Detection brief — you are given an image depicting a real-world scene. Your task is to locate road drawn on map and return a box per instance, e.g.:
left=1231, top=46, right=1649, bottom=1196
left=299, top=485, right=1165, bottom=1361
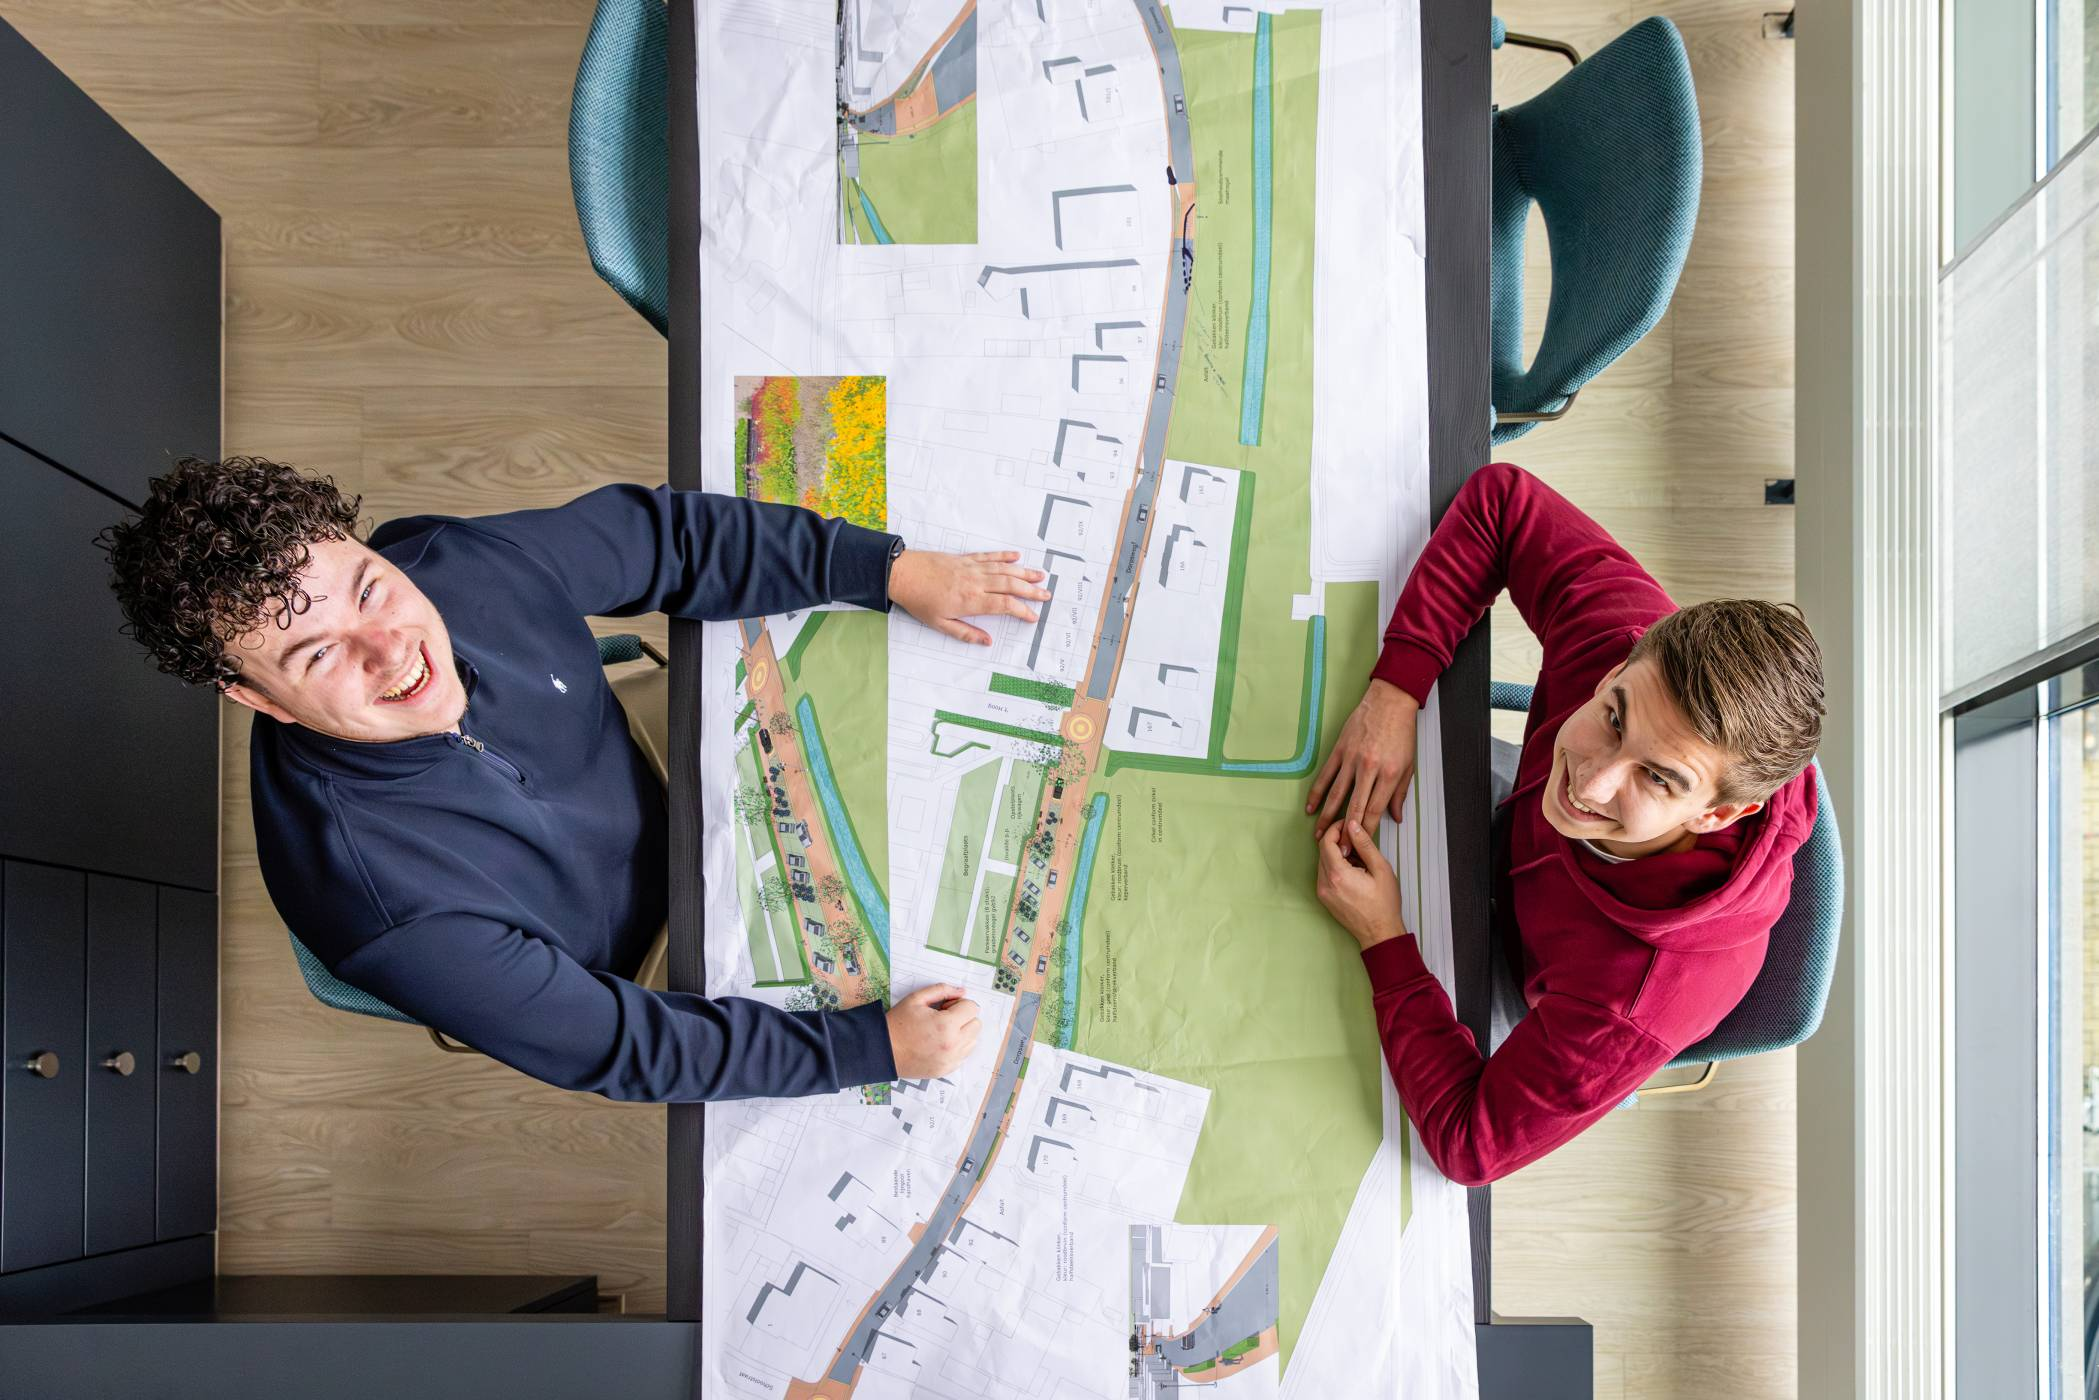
left=783, top=4, right=1197, bottom=1396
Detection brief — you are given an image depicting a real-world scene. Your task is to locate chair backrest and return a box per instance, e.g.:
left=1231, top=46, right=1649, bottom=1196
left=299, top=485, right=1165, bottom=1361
left=288, top=931, right=419, bottom=1025
left=1490, top=17, right=1700, bottom=440
left=285, top=634, right=654, bottom=1027
left=1676, top=759, right=1843, bottom=1067
left=1487, top=681, right=1845, bottom=1067
left=569, top=0, right=670, bottom=335
left=597, top=631, right=645, bottom=666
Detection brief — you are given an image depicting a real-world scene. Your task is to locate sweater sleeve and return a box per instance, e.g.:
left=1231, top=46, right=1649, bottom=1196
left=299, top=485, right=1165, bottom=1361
left=1358, top=935, right=1672, bottom=1186
left=333, top=913, right=897, bottom=1102
left=1371, top=462, right=1677, bottom=706
left=451, top=482, right=901, bottom=622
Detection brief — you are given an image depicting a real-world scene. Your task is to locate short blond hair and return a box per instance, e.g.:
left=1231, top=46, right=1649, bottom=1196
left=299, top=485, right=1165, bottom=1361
left=1625, top=600, right=1825, bottom=804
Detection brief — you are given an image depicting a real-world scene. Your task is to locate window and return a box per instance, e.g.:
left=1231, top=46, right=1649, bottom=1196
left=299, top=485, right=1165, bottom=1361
left=1939, top=123, right=2099, bottom=700
left=1949, top=0, right=2038, bottom=253
left=1953, top=688, right=2044, bottom=1398
left=2049, top=663, right=2099, bottom=1397
left=1948, top=0, right=2099, bottom=257
left=2048, top=0, right=2099, bottom=173
left=1953, top=656, right=2099, bottom=1399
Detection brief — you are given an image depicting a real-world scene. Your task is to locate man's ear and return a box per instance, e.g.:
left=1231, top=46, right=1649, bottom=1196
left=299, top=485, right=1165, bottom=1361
left=224, top=681, right=297, bottom=726
left=1685, top=798, right=1763, bottom=835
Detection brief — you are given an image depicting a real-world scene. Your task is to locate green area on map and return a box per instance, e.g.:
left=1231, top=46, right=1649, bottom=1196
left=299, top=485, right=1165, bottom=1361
left=1062, top=13, right=1404, bottom=1372
left=847, top=100, right=979, bottom=245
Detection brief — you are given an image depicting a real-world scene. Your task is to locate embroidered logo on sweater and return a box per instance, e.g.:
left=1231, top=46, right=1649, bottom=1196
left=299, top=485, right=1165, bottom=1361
left=550, top=674, right=568, bottom=694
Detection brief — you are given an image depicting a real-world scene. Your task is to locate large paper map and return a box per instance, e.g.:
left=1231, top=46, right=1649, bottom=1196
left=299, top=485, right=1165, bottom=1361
left=695, top=2, right=1476, bottom=1395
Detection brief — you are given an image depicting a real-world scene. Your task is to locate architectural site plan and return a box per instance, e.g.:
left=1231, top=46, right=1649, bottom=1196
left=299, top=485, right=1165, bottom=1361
left=696, top=1, right=1477, bottom=1394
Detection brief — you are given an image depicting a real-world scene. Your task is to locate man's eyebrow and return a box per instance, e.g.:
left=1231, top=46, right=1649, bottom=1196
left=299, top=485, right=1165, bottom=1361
left=281, top=557, right=369, bottom=669
left=1615, top=684, right=1695, bottom=792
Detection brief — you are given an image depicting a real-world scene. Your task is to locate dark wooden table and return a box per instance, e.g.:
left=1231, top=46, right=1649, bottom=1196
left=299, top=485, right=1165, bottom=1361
left=666, top=4, right=1587, bottom=1392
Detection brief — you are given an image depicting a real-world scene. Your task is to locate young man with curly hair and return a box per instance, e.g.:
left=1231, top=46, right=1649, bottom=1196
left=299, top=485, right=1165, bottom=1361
left=1308, top=462, right=1825, bottom=1186
left=101, top=459, right=1052, bottom=1101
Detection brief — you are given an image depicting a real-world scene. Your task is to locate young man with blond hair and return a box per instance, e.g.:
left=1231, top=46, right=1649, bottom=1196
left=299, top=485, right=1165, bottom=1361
left=1309, top=462, right=1824, bottom=1185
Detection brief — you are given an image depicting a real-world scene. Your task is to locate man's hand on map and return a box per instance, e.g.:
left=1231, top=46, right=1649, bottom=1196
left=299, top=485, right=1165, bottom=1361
left=886, top=983, right=983, bottom=1079
left=1314, top=819, right=1407, bottom=952
left=889, top=549, right=1054, bottom=646
left=1307, top=679, right=1419, bottom=841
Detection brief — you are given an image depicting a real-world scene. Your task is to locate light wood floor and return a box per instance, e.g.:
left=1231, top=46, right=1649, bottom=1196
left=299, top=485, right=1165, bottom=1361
left=10, top=0, right=1797, bottom=1383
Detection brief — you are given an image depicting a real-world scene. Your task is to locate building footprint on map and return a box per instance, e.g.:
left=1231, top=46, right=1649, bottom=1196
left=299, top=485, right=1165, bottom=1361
left=710, top=1041, right=1210, bottom=1399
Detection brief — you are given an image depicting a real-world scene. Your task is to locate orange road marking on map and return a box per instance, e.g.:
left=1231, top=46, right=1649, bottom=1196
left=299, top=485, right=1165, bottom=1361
left=739, top=625, right=875, bottom=1006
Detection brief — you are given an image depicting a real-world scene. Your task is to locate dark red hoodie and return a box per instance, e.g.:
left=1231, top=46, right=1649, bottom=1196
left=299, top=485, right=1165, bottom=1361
left=1363, top=462, right=1818, bottom=1186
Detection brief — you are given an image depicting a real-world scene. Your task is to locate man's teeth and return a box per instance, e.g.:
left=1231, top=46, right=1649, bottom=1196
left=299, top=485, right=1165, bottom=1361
left=1568, top=778, right=1601, bottom=816
left=379, top=650, right=428, bottom=701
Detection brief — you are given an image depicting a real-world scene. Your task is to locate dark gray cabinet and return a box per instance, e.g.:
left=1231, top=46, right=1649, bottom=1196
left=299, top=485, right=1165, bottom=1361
left=2, top=866, right=220, bottom=1282
left=157, top=886, right=218, bottom=1242
left=1, top=864, right=88, bottom=1273
left=0, top=19, right=220, bottom=507
left=85, top=876, right=159, bottom=1256
left=0, top=15, right=221, bottom=1317
left=0, top=440, right=220, bottom=893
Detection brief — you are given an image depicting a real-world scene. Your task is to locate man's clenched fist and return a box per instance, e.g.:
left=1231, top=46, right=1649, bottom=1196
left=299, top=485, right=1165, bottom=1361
left=886, top=983, right=982, bottom=1079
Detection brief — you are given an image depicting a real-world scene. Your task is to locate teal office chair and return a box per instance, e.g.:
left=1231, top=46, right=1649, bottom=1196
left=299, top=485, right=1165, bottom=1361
left=1489, top=16, right=1582, bottom=67
left=1489, top=17, right=1701, bottom=443
left=1491, top=681, right=1844, bottom=1095
left=569, top=0, right=670, bottom=336
left=285, top=633, right=670, bottom=1053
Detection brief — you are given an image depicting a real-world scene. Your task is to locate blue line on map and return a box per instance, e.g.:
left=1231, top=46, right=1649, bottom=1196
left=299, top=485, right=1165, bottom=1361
left=795, top=695, right=891, bottom=953
left=1219, top=615, right=1324, bottom=775
left=855, top=185, right=896, bottom=245
left=1238, top=14, right=1274, bottom=448
left=1056, top=793, right=1111, bottom=1050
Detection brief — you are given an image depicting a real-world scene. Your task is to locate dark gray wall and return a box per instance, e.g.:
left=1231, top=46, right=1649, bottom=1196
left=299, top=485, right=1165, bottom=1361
left=0, top=1320, right=697, bottom=1400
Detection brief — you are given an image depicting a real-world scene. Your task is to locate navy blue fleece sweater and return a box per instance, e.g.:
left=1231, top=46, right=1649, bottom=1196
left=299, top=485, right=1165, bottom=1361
left=250, top=484, right=901, bottom=1101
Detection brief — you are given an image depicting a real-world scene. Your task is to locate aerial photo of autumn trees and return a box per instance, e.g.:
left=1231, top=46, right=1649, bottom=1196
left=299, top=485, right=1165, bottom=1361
left=732, top=374, right=886, bottom=530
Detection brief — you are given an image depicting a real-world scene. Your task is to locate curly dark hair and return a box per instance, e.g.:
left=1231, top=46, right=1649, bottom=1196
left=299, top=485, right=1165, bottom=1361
left=97, top=456, right=369, bottom=692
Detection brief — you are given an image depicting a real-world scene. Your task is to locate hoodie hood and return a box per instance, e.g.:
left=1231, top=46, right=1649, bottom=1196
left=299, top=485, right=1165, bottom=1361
left=1505, top=745, right=1819, bottom=955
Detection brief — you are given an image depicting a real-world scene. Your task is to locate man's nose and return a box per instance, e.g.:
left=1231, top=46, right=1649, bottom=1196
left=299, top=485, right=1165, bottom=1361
left=358, top=629, right=410, bottom=674
left=1572, top=760, right=1624, bottom=805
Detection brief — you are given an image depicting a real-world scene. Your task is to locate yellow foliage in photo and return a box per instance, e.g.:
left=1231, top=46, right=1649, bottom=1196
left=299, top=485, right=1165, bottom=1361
left=822, top=375, right=887, bottom=531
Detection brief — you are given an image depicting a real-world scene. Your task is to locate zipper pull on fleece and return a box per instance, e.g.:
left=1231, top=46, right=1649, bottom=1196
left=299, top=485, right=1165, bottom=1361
left=453, top=727, right=526, bottom=784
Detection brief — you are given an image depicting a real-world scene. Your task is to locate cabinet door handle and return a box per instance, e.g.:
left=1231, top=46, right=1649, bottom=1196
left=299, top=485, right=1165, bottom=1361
left=25, top=1052, right=60, bottom=1078
left=102, top=1051, right=136, bottom=1076
left=169, top=1051, right=202, bottom=1074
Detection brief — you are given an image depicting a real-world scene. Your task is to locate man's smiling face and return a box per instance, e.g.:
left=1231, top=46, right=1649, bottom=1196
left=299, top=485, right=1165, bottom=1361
left=1543, top=658, right=1763, bottom=858
left=221, top=535, right=467, bottom=743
